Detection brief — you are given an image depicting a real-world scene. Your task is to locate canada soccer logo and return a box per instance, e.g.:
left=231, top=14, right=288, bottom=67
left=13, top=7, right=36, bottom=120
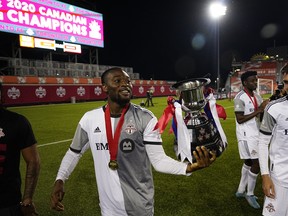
left=56, top=87, right=66, bottom=97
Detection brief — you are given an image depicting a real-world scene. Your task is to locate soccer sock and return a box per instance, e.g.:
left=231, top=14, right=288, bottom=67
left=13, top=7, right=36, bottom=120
left=237, top=163, right=250, bottom=193
left=246, top=170, right=258, bottom=196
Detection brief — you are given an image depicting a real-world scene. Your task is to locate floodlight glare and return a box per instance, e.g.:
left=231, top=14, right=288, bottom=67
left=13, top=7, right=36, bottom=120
left=209, top=2, right=227, bottom=19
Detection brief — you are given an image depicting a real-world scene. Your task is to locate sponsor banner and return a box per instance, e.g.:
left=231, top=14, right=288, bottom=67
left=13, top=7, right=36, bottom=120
left=2, top=84, right=176, bottom=106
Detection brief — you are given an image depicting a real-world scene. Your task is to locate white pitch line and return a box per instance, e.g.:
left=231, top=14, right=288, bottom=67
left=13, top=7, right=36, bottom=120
left=38, top=139, right=72, bottom=147
left=37, top=105, right=235, bottom=147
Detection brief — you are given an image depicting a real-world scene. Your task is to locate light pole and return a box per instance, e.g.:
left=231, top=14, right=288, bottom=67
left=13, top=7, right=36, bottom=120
left=209, top=2, right=227, bottom=93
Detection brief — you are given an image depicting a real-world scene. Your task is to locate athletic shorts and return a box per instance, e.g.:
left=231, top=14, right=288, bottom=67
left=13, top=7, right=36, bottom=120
left=262, top=181, right=288, bottom=216
left=237, top=139, right=258, bottom=159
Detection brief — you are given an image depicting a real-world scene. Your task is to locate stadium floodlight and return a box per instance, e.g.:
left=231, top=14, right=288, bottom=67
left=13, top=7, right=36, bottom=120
left=209, top=2, right=227, bottom=19
left=208, top=2, right=227, bottom=93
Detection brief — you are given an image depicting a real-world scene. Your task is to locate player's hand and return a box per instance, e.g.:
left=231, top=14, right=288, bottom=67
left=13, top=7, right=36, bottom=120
left=186, top=146, right=216, bottom=173
left=50, top=179, right=65, bottom=211
left=259, top=99, right=270, bottom=112
left=20, top=202, right=38, bottom=216
left=262, top=175, right=275, bottom=199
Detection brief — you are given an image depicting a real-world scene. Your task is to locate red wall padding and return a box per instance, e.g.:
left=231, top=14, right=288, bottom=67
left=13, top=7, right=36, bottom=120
left=2, top=84, right=175, bottom=106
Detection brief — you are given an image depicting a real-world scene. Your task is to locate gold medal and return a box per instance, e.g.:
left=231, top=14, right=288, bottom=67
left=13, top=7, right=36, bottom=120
left=108, top=160, right=118, bottom=170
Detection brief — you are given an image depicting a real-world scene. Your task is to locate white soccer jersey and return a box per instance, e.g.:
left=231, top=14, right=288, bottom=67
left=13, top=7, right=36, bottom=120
left=62, top=103, right=188, bottom=216
left=259, top=97, right=288, bottom=188
left=234, top=90, right=263, bottom=141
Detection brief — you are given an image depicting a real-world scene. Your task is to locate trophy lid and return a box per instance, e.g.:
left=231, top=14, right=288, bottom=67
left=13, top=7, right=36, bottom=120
left=171, top=78, right=211, bottom=91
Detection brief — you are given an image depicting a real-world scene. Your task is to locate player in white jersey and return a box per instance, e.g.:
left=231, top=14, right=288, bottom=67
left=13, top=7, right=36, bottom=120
left=234, top=71, right=269, bottom=209
left=50, top=67, right=216, bottom=216
left=259, top=68, right=288, bottom=216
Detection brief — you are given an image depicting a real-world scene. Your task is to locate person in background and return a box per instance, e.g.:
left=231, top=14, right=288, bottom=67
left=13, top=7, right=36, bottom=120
left=50, top=67, right=216, bottom=216
left=258, top=66, right=288, bottom=216
left=0, top=83, right=40, bottom=216
left=234, top=71, right=269, bottom=209
left=270, top=64, right=288, bottom=101
left=144, top=88, right=154, bottom=107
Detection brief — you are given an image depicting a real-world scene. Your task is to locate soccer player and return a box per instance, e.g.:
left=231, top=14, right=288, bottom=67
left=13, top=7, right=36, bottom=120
left=258, top=67, right=288, bottom=216
left=0, top=83, right=40, bottom=216
left=234, top=71, right=269, bottom=209
left=50, top=67, right=216, bottom=215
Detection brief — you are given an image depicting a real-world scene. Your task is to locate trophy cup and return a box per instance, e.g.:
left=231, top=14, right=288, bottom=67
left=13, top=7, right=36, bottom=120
left=171, top=78, right=226, bottom=162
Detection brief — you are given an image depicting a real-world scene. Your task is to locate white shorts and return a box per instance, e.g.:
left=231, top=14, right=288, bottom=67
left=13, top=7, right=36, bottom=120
left=262, top=181, right=288, bottom=216
left=237, top=140, right=258, bottom=159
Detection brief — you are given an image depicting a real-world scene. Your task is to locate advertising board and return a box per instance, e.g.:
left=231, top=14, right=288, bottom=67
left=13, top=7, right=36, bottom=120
left=0, top=0, right=104, bottom=47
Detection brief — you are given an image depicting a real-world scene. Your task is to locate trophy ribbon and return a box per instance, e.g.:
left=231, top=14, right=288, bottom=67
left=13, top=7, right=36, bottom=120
left=174, top=102, right=192, bottom=163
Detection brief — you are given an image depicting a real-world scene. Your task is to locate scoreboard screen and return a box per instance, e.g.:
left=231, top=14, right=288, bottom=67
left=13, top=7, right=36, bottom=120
left=0, top=0, right=104, bottom=47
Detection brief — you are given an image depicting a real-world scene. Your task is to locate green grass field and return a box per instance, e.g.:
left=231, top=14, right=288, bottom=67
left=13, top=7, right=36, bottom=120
left=10, top=97, right=266, bottom=216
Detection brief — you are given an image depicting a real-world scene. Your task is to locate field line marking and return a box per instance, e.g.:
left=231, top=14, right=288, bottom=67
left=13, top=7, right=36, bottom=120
left=38, top=139, right=72, bottom=147
left=37, top=104, right=234, bottom=148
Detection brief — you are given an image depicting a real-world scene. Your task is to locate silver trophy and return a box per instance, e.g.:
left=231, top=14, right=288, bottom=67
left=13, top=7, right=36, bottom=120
left=171, top=78, right=226, bottom=162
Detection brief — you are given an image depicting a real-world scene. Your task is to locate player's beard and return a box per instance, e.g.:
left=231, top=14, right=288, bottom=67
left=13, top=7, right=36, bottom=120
left=109, top=92, right=131, bottom=106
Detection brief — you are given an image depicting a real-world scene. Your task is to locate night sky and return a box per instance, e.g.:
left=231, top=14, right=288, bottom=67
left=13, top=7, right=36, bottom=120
left=1, top=0, right=288, bottom=85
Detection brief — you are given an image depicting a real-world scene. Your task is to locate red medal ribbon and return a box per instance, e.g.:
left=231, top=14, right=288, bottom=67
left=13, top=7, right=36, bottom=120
left=105, top=103, right=129, bottom=161
left=154, top=96, right=175, bottom=133
left=244, top=88, right=258, bottom=110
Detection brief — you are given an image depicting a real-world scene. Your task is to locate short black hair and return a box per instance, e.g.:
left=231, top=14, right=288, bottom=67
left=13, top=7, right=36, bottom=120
left=241, top=71, right=257, bottom=84
left=101, top=67, right=123, bottom=85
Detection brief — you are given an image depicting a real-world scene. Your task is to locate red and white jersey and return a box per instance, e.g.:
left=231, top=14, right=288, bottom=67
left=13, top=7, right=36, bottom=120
left=259, top=97, right=288, bottom=187
left=234, top=90, right=263, bottom=141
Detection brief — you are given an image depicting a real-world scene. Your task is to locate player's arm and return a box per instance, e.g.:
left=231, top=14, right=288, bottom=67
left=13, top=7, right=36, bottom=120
left=259, top=110, right=275, bottom=198
left=234, top=98, right=268, bottom=124
left=51, top=124, right=90, bottom=211
left=21, top=144, right=40, bottom=216
left=146, top=144, right=216, bottom=174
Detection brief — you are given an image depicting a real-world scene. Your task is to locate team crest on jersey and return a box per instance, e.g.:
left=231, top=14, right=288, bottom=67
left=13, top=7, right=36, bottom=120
left=0, top=128, right=5, bottom=138
left=265, top=203, right=275, bottom=213
left=120, top=138, right=135, bottom=153
left=251, top=149, right=257, bottom=156
left=124, top=121, right=137, bottom=135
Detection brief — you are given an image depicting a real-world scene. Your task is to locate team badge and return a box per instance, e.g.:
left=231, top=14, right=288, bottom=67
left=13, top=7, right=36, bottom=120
left=124, top=121, right=137, bottom=135
left=265, top=203, right=275, bottom=213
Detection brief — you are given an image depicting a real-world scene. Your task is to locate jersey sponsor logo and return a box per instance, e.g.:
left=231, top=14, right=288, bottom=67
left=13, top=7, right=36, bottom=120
left=120, top=138, right=135, bottom=153
left=95, top=142, right=108, bottom=150
left=94, top=127, right=101, bottom=133
left=0, top=128, right=5, bottom=138
left=124, top=121, right=137, bottom=135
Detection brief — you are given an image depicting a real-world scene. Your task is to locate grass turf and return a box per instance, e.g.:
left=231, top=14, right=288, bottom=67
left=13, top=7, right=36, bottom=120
left=10, top=97, right=265, bottom=216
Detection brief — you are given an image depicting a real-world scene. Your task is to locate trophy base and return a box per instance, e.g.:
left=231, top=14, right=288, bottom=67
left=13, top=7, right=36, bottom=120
left=174, top=113, right=226, bottom=163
